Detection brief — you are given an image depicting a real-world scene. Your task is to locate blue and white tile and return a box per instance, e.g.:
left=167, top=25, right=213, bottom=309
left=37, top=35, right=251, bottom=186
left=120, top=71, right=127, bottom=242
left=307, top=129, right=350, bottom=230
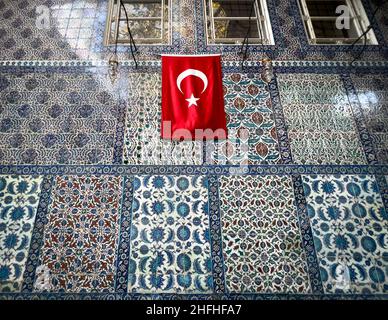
left=302, top=174, right=388, bottom=293
left=0, top=175, right=43, bottom=292
left=128, top=175, right=213, bottom=293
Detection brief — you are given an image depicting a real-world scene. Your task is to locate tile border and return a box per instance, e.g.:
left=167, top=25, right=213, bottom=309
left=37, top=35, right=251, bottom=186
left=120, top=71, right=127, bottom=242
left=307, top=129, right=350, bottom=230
left=114, top=176, right=134, bottom=292
left=268, top=75, right=293, bottom=164
left=0, top=292, right=387, bottom=300
left=0, top=165, right=387, bottom=176
left=291, top=175, right=323, bottom=294
left=207, top=176, right=226, bottom=293
left=21, top=176, right=53, bottom=292
left=341, top=74, right=379, bottom=165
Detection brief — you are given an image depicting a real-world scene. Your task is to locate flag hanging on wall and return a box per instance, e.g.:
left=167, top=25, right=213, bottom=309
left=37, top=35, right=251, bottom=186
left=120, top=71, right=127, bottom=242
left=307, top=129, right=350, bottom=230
left=161, top=54, right=227, bottom=140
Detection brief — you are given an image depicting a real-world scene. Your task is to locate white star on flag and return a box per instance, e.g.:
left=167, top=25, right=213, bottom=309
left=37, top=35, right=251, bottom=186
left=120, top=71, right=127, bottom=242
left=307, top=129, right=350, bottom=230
left=185, top=94, right=200, bottom=107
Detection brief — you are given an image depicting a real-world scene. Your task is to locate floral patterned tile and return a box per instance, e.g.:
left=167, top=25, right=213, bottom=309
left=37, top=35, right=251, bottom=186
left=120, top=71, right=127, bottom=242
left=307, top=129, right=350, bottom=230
left=210, top=73, right=280, bottom=165
left=218, top=175, right=311, bottom=293
left=277, top=74, right=367, bottom=165
left=302, top=175, right=388, bottom=293
left=36, top=175, right=123, bottom=292
left=351, top=74, right=388, bottom=164
left=0, top=175, right=43, bottom=292
left=128, top=175, right=213, bottom=293
left=0, top=72, right=118, bottom=164
left=123, top=73, right=203, bottom=165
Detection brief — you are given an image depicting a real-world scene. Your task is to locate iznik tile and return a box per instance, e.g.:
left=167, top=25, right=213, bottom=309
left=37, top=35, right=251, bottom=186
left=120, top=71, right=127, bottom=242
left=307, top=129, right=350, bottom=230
left=37, top=176, right=123, bottom=292
left=277, top=74, right=366, bottom=165
left=351, top=74, right=388, bottom=164
left=0, top=72, right=118, bottom=164
left=219, top=175, right=311, bottom=293
left=128, top=175, right=213, bottom=293
left=302, top=175, right=388, bottom=293
left=0, top=0, right=81, bottom=60
left=209, top=73, right=280, bottom=165
left=0, top=175, right=43, bottom=292
left=123, top=73, right=203, bottom=165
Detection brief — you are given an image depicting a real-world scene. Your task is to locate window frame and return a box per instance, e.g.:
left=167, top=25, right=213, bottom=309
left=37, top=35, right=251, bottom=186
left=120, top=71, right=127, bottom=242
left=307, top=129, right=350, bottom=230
left=204, top=0, right=275, bottom=45
left=298, top=0, right=378, bottom=45
left=104, top=0, right=172, bottom=46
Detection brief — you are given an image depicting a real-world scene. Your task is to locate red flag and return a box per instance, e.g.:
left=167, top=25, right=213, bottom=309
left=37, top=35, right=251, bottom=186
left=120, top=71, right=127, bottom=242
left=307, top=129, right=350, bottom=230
left=161, top=54, right=227, bottom=140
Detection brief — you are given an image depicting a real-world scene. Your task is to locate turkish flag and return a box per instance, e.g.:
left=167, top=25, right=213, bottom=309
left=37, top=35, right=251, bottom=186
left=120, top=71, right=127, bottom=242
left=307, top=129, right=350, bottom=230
left=161, top=54, right=227, bottom=140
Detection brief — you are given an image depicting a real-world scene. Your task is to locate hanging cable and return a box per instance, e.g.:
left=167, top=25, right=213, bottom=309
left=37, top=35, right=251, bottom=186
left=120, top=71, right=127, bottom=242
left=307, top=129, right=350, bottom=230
left=240, top=0, right=255, bottom=70
left=120, top=0, right=138, bottom=68
left=349, top=0, right=387, bottom=66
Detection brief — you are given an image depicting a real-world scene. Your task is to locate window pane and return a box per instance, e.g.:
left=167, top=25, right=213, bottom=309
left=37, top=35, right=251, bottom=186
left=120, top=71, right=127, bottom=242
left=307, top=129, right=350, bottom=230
left=120, top=1, right=162, bottom=18
left=212, top=0, right=256, bottom=18
left=214, top=20, right=259, bottom=39
left=306, top=0, right=346, bottom=16
left=114, top=20, right=162, bottom=39
left=311, top=20, right=359, bottom=38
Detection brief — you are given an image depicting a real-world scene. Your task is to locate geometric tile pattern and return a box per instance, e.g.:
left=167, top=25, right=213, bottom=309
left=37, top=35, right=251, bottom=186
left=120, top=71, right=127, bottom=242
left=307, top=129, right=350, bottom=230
left=128, top=175, right=212, bottom=293
left=0, top=175, right=43, bottom=292
left=277, top=73, right=367, bottom=165
left=219, top=175, right=311, bottom=293
left=123, top=73, right=203, bottom=165
left=210, top=73, right=280, bottom=165
left=351, top=74, right=388, bottom=164
left=36, top=176, right=123, bottom=292
left=302, top=175, right=388, bottom=294
left=0, top=71, right=119, bottom=164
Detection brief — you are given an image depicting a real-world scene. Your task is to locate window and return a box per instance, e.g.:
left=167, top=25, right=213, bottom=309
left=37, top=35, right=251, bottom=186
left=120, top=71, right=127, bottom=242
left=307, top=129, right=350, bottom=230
left=204, top=0, right=274, bottom=45
left=298, top=0, right=378, bottom=45
left=104, top=0, right=170, bottom=45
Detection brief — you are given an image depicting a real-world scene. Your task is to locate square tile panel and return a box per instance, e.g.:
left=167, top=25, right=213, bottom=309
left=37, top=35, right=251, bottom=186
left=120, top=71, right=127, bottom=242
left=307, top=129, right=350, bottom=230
left=277, top=74, right=366, bottom=165
left=37, top=175, right=123, bottom=292
left=210, top=73, right=280, bottom=165
left=0, top=72, right=118, bottom=164
left=123, top=73, right=203, bottom=165
left=0, top=175, right=43, bottom=292
left=219, top=175, right=311, bottom=293
left=302, top=175, right=388, bottom=293
left=128, top=175, right=213, bottom=293
left=351, top=74, right=388, bottom=164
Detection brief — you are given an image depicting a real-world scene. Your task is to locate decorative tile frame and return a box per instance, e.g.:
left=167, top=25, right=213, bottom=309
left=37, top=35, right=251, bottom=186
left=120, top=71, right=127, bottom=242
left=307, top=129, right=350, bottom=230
left=22, top=176, right=54, bottom=292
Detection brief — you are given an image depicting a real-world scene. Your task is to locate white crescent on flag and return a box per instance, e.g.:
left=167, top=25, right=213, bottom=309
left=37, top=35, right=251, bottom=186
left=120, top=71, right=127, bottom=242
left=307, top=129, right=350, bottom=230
left=176, top=69, right=208, bottom=94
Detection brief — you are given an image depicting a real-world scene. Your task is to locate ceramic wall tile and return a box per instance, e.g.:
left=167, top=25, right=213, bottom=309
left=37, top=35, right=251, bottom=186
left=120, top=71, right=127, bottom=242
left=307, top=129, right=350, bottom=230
left=351, top=74, right=388, bottom=164
left=277, top=74, right=367, bottom=164
left=36, top=175, right=123, bottom=292
left=128, top=175, right=213, bottom=293
left=0, top=175, right=43, bottom=292
left=219, top=175, right=311, bottom=293
left=303, top=174, right=388, bottom=293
